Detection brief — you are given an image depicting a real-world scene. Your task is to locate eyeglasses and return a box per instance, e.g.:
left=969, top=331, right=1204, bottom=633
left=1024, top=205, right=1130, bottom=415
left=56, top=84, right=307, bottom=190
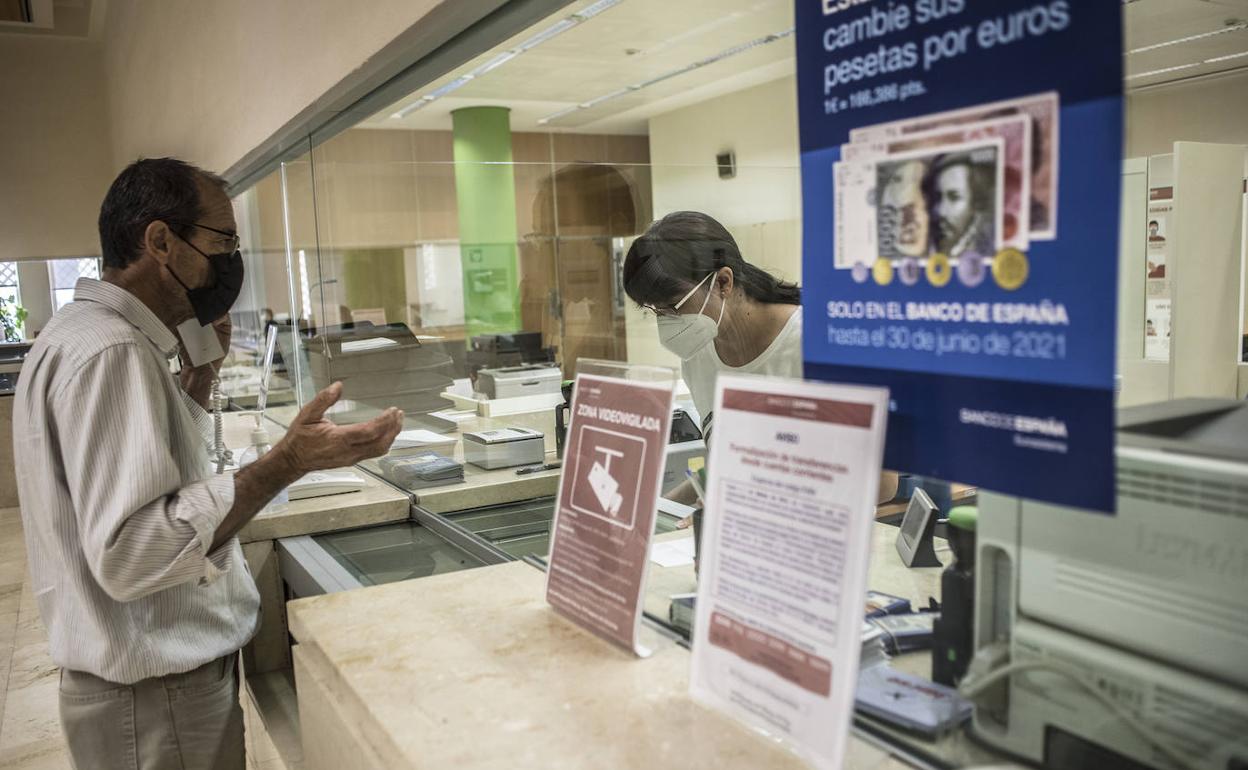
left=643, top=271, right=715, bottom=317
left=170, top=221, right=241, bottom=254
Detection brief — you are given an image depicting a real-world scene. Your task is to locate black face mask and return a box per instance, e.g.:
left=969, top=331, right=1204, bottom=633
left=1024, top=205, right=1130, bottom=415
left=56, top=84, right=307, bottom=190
left=167, top=247, right=245, bottom=326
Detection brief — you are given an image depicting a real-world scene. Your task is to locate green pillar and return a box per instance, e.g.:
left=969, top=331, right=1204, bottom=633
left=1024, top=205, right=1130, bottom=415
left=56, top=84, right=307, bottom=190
left=451, top=106, right=522, bottom=339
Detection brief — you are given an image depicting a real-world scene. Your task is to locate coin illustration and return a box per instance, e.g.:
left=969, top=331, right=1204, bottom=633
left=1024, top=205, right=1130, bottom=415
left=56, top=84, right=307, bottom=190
left=926, top=253, right=952, bottom=287
left=898, top=258, right=921, bottom=286
left=992, top=248, right=1029, bottom=290
left=957, top=251, right=986, bottom=287
left=851, top=261, right=870, bottom=284
left=873, top=258, right=894, bottom=286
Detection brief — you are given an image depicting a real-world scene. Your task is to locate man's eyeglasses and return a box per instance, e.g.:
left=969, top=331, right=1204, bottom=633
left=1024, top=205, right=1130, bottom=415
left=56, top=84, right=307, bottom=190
left=170, top=221, right=241, bottom=254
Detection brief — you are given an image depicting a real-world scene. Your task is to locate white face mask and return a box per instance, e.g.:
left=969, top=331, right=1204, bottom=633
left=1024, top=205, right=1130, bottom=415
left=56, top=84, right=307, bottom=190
left=656, top=271, right=726, bottom=360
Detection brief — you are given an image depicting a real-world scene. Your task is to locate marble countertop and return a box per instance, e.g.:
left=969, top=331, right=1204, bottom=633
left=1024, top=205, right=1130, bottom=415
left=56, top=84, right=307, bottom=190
left=352, top=407, right=564, bottom=514
left=237, top=475, right=410, bottom=544
left=288, top=550, right=953, bottom=770
left=217, top=413, right=412, bottom=544
left=408, top=458, right=560, bottom=514
left=289, top=562, right=829, bottom=769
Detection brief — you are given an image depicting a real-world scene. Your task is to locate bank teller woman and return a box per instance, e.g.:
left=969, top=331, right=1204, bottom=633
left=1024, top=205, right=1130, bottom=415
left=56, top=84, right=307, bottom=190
left=622, top=211, right=803, bottom=505
left=623, top=210, right=900, bottom=509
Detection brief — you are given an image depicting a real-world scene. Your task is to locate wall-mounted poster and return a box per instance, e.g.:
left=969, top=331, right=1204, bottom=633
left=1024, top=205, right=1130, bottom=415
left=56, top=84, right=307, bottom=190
left=797, top=0, right=1123, bottom=512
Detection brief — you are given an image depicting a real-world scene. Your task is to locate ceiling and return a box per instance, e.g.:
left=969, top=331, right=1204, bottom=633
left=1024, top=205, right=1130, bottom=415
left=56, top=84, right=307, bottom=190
left=362, top=0, right=796, bottom=135
left=360, top=0, right=1248, bottom=136
left=1123, top=0, right=1248, bottom=89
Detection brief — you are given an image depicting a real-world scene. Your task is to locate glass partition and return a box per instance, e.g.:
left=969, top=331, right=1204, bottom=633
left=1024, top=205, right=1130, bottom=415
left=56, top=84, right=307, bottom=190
left=225, top=145, right=316, bottom=410
left=283, top=146, right=799, bottom=443
left=218, top=0, right=1248, bottom=765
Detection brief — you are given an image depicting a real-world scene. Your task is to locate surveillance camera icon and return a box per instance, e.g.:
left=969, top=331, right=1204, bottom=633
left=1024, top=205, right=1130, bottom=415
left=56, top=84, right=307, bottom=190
left=587, top=446, right=626, bottom=517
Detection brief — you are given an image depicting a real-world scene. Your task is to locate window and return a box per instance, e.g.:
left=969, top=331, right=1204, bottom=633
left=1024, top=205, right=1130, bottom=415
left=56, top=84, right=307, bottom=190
left=0, top=262, right=19, bottom=310
left=0, top=261, right=22, bottom=342
left=49, top=258, right=100, bottom=311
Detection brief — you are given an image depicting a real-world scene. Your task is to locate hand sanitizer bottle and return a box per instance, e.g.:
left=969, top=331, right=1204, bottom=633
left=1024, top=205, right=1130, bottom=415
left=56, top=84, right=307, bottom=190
left=238, top=426, right=289, bottom=513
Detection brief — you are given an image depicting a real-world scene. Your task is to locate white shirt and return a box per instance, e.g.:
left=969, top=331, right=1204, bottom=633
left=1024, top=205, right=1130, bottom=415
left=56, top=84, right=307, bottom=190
left=682, top=305, right=803, bottom=422
left=14, top=278, right=260, bottom=684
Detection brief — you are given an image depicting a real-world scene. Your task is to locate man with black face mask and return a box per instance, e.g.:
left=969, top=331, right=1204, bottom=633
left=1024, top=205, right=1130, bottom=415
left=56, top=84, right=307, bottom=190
left=13, top=158, right=403, bottom=769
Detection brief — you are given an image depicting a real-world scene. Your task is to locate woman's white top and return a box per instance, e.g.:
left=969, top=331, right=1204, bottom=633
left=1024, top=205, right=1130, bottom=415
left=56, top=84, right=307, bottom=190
left=682, top=305, right=803, bottom=422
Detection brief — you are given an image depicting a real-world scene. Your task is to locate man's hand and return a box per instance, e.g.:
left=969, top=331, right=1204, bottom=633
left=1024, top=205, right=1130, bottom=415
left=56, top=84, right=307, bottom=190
left=274, top=382, right=403, bottom=474
left=213, top=381, right=403, bottom=551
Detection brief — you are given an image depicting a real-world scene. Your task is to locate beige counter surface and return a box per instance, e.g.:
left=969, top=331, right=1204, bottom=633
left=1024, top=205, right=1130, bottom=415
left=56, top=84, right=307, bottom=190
left=288, top=560, right=919, bottom=770
left=217, top=413, right=412, bottom=543
left=407, top=458, right=560, bottom=513
left=351, top=406, right=565, bottom=514
left=237, top=473, right=410, bottom=543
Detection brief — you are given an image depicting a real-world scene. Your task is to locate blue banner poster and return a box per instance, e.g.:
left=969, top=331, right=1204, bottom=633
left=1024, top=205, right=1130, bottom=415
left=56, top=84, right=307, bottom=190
left=796, top=0, right=1122, bottom=512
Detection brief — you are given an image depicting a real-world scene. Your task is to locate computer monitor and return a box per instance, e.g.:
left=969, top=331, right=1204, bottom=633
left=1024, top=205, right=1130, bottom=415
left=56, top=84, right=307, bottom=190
left=896, top=488, right=941, bottom=568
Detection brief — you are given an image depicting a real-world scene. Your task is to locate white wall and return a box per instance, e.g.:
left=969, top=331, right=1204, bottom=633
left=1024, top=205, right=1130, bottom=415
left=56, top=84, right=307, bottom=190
left=0, top=35, right=114, bottom=261
left=635, top=74, right=802, bottom=368
left=404, top=244, right=464, bottom=329
left=1126, top=71, right=1248, bottom=159
left=1124, top=71, right=1248, bottom=401
left=2, top=0, right=459, bottom=262
left=100, top=0, right=453, bottom=176
left=1170, top=142, right=1244, bottom=399
left=648, top=75, right=801, bottom=239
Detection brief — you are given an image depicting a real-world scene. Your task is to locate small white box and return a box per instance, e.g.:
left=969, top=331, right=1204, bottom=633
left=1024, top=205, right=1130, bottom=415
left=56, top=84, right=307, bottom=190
left=477, top=364, right=562, bottom=400
left=462, top=427, right=545, bottom=469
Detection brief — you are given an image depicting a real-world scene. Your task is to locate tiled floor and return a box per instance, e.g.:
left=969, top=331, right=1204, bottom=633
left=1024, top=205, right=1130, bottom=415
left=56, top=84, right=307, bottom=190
left=0, top=506, right=289, bottom=770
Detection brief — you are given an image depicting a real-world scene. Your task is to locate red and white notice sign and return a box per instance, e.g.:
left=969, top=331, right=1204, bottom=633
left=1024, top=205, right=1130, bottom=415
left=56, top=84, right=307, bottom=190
left=546, top=372, right=674, bottom=655
left=690, top=374, right=888, bottom=770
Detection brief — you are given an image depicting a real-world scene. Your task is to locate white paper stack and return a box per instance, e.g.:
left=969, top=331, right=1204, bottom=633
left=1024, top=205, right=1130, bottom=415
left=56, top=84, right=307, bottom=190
left=389, top=429, right=458, bottom=455
left=859, top=622, right=891, bottom=672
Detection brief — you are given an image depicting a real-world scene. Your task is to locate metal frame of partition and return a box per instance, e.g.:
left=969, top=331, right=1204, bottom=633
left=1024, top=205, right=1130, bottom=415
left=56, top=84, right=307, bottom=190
left=409, top=504, right=516, bottom=565
left=277, top=534, right=367, bottom=597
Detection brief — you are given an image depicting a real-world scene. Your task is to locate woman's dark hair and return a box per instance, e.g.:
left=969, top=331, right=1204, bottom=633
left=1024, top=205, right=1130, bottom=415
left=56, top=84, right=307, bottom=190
left=98, top=157, right=226, bottom=270
left=623, top=211, right=800, bottom=310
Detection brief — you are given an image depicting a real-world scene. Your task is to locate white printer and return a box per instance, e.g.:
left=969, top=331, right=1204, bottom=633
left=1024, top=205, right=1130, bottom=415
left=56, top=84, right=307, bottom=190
left=476, top=364, right=562, bottom=400
left=967, top=399, right=1248, bottom=769
left=463, top=426, right=545, bottom=469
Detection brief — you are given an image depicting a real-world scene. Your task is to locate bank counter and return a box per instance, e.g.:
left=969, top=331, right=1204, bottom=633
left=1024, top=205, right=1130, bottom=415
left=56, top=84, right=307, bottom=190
left=285, top=528, right=1004, bottom=770
left=222, top=402, right=1007, bottom=770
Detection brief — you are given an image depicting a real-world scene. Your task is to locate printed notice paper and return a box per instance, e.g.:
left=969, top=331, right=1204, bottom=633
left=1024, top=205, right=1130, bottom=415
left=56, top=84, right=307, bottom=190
left=1144, top=189, right=1173, bottom=362
left=690, top=374, right=889, bottom=770
left=797, top=0, right=1124, bottom=512
left=546, top=372, right=675, bottom=655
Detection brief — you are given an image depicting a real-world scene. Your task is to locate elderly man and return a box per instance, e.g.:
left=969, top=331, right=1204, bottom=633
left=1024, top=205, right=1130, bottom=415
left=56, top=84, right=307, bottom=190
left=13, top=158, right=403, bottom=769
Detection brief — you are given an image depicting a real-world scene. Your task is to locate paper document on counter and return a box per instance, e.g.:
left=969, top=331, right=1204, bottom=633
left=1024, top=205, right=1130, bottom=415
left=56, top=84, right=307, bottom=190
left=391, top=429, right=458, bottom=451
left=689, top=374, right=888, bottom=770
left=341, top=338, right=398, bottom=353
left=649, top=538, right=695, bottom=568
left=656, top=498, right=696, bottom=520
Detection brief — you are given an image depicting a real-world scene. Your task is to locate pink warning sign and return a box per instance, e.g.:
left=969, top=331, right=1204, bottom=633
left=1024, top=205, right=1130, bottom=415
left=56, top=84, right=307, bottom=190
left=545, top=372, right=674, bottom=654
